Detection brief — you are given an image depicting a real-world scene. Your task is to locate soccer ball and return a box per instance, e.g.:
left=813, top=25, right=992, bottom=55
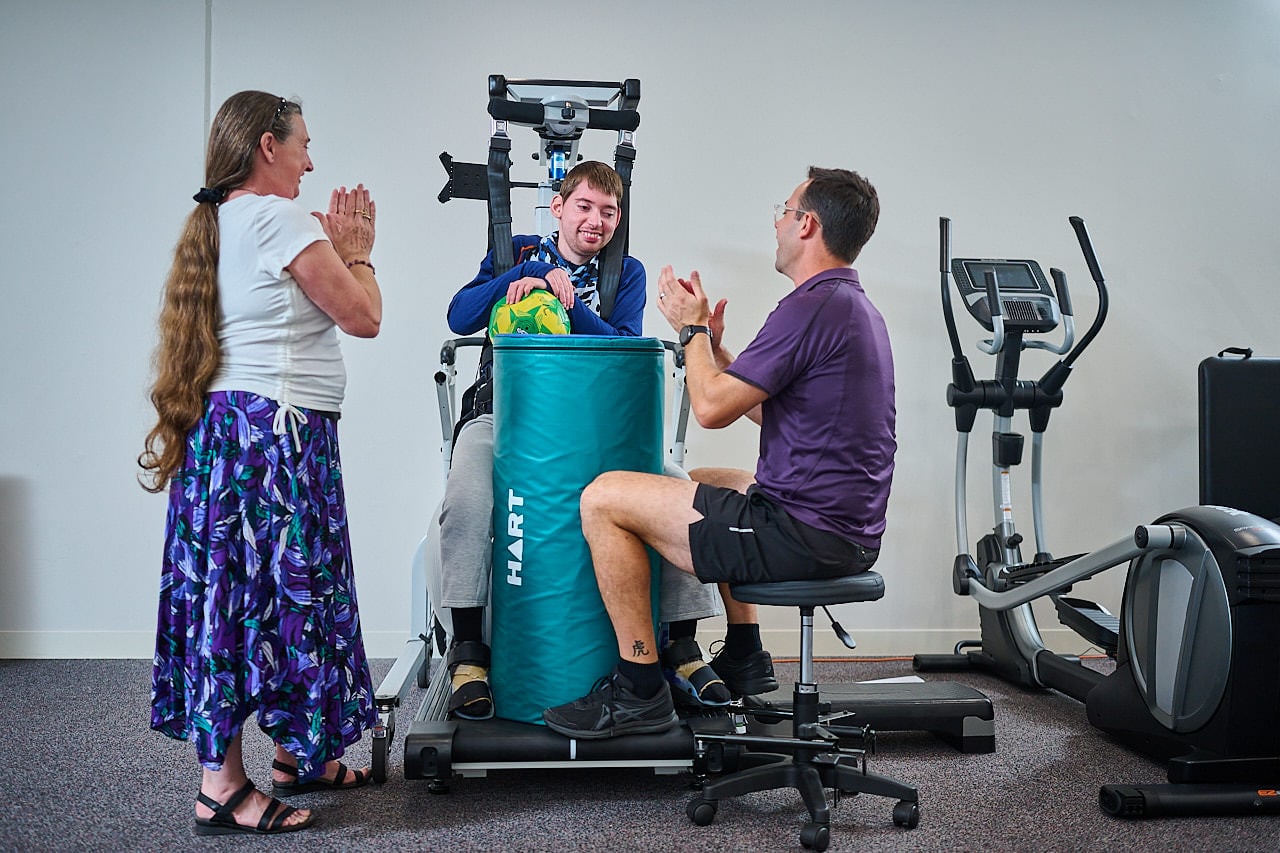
left=488, top=290, right=572, bottom=336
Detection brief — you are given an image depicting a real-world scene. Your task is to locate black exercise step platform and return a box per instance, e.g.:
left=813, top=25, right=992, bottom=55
left=744, top=680, right=995, bottom=754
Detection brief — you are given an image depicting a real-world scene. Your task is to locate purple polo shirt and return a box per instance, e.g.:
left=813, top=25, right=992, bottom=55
left=725, top=268, right=896, bottom=547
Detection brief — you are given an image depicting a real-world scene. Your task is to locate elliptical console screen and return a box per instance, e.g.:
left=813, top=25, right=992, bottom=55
left=958, top=261, right=1041, bottom=292
left=951, top=257, right=1058, bottom=333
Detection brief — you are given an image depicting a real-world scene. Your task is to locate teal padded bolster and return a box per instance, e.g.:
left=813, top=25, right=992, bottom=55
left=490, top=335, right=665, bottom=724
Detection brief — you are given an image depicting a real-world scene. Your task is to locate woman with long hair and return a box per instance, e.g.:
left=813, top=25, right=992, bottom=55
left=140, top=90, right=382, bottom=835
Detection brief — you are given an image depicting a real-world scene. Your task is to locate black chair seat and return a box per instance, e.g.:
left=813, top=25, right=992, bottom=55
left=730, top=571, right=884, bottom=607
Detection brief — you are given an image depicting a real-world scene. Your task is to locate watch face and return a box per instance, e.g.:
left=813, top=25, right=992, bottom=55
left=681, top=325, right=709, bottom=345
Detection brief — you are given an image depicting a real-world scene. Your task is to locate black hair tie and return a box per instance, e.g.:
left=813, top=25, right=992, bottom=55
left=193, top=187, right=227, bottom=204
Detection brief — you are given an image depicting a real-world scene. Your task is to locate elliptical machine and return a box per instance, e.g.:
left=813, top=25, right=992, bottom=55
left=914, top=216, right=1280, bottom=817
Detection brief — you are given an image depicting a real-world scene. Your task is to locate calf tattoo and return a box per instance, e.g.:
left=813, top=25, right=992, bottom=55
left=630, top=640, right=652, bottom=658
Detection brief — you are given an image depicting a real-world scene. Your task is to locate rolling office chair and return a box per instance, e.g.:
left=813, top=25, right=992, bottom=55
left=686, top=571, right=920, bottom=851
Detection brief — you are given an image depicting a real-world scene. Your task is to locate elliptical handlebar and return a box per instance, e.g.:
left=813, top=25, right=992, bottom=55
left=975, top=270, right=1006, bottom=356
left=1060, top=216, right=1109, bottom=370
left=1070, top=216, right=1105, bottom=285
left=939, top=218, right=977, bottom=393
left=1038, top=216, right=1109, bottom=393
left=1049, top=268, right=1074, bottom=318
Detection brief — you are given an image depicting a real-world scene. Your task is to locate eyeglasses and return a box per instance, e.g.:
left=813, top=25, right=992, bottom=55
left=773, top=203, right=816, bottom=224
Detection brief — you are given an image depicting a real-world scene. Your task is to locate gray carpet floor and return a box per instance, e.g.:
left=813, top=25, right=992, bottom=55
left=1, top=657, right=1278, bottom=851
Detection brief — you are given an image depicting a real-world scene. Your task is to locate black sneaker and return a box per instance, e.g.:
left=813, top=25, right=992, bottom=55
left=708, top=644, right=779, bottom=697
left=662, top=637, right=731, bottom=707
left=542, top=669, right=678, bottom=739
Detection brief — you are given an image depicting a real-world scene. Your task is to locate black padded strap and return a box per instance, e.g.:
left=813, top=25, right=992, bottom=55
left=597, top=142, right=636, bottom=322
left=487, top=137, right=514, bottom=274
left=448, top=639, right=491, bottom=670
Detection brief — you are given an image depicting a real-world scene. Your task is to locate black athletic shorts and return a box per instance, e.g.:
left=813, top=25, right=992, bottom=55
left=688, top=483, right=880, bottom=584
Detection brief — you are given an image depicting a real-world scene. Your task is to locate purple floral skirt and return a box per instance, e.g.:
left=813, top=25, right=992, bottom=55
left=150, top=390, right=375, bottom=779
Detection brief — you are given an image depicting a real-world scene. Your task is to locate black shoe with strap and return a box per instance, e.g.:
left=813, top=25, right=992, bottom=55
left=661, top=636, right=731, bottom=707
left=447, top=640, right=494, bottom=720
left=708, top=643, right=779, bottom=698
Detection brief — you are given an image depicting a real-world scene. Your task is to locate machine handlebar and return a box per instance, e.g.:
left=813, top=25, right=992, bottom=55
left=983, top=271, right=1002, bottom=318
left=939, top=217, right=968, bottom=365
left=487, top=98, right=545, bottom=125
left=488, top=97, right=641, bottom=132
left=439, top=336, right=486, bottom=367
left=939, top=217, right=952, bottom=274
left=586, top=107, right=641, bottom=131
left=1060, top=216, right=1109, bottom=369
left=1069, top=216, right=1105, bottom=286
left=1049, top=268, right=1073, bottom=317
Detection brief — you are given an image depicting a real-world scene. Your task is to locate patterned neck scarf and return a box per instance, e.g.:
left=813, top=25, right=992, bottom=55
left=537, top=232, right=601, bottom=314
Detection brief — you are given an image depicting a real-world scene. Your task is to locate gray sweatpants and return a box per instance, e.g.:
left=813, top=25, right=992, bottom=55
left=438, top=413, right=721, bottom=622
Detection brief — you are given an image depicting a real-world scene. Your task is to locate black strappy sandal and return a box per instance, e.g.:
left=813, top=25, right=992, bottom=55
left=271, top=759, right=371, bottom=796
left=194, top=780, right=316, bottom=835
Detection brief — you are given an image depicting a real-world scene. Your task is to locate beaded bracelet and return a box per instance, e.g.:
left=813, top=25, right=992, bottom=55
left=346, top=259, right=376, bottom=275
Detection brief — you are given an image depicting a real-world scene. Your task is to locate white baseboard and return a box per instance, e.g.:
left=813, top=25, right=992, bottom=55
left=0, top=631, right=156, bottom=659
left=0, top=628, right=1092, bottom=661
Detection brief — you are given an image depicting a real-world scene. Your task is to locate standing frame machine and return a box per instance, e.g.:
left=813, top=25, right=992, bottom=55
left=372, top=76, right=739, bottom=788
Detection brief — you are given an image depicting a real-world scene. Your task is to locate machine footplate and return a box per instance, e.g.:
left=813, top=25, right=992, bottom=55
left=1053, top=595, right=1119, bottom=655
left=745, top=680, right=995, bottom=753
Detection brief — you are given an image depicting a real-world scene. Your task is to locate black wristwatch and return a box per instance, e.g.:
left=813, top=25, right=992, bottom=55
left=679, top=324, right=712, bottom=346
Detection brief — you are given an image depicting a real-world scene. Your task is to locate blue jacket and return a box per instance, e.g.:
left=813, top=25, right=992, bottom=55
left=447, top=235, right=646, bottom=337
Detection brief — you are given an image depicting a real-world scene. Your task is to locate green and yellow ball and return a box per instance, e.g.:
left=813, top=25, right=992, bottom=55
left=488, top=290, right=572, bottom=336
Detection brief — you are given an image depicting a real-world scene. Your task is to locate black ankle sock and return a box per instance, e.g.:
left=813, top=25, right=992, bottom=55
left=666, top=619, right=698, bottom=644
left=617, top=659, right=666, bottom=698
left=451, top=607, right=484, bottom=644
left=724, top=623, right=762, bottom=659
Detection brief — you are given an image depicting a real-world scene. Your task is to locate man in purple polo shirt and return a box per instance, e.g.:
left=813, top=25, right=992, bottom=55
left=543, top=167, right=896, bottom=739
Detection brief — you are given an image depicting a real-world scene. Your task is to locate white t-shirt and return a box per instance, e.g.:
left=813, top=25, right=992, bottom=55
left=208, top=194, right=346, bottom=412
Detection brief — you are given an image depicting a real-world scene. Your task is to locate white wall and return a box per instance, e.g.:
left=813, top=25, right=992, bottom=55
left=2, top=0, right=1277, bottom=658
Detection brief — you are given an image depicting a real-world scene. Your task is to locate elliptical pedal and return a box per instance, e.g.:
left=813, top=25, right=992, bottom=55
left=1052, top=595, right=1119, bottom=655
left=1000, top=553, right=1088, bottom=585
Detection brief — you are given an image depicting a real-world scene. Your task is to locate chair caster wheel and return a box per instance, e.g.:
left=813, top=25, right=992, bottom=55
left=427, top=779, right=451, bottom=795
left=687, top=798, right=717, bottom=826
left=893, top=799, right=920, bottom=828
left=800, top=821, right=830, bottom=851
